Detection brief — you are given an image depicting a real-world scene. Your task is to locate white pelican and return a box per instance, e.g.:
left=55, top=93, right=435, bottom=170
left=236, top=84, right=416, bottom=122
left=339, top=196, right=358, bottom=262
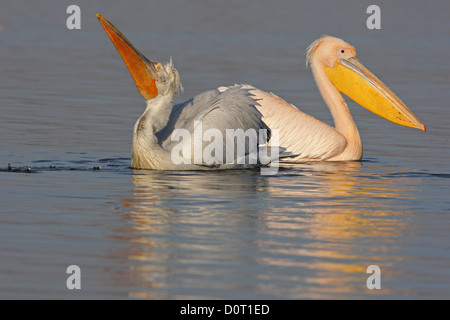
left=98, top=14, right=424, bottom=168
left=97, top=14, right=280, bottom=170
left=248, top=35, right=426, bottom=161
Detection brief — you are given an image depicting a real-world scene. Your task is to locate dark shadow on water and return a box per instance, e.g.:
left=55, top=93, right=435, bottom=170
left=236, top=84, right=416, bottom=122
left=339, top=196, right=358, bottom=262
left=1, top=156, right=449, bottom=179
left=0, top=157, right=132, bottom=174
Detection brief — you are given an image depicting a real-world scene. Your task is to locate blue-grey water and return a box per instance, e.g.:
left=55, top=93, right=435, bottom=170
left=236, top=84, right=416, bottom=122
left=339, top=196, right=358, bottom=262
left=1, top=1, right=449, bottom=299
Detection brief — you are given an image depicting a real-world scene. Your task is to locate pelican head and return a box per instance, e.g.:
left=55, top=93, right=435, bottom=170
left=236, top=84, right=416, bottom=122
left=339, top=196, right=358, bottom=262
left=307, top=35, right=425, bottom=132
left=97, top=14, right=182, bottom=100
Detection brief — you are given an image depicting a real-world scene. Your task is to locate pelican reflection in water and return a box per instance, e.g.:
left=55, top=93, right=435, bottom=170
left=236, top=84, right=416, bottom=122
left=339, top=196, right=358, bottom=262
left=108, top=164, right=420, bottom=298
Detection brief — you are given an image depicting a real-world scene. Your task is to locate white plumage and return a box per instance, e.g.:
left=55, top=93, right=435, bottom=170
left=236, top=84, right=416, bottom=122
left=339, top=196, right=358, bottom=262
left=98, top=14, right=425, bottom=168
left=132, top=83, right=273, bottom=170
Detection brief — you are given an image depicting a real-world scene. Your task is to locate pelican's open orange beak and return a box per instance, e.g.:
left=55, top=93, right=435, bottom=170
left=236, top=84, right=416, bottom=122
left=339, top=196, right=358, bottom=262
left=326, top=57, right=426, bottom=132
left=97, top=13, right=159, bottom=100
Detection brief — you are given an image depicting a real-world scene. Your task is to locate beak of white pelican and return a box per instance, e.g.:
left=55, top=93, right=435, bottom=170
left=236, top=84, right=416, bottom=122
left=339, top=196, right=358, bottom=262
left=97, top=13, right=159, bottom=100
left=325, top=57, right=426, bottom=132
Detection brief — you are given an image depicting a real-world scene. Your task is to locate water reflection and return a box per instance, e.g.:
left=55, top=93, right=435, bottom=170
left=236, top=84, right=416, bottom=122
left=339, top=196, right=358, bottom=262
left=112, top=162, right=421, bottom=299
left=113, top=170, right=268, bottom=298
left=256, top=161, right=418, bottom=298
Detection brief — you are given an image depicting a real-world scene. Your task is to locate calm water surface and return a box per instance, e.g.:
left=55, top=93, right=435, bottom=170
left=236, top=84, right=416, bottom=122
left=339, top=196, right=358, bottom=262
left=1, top=1, right=449, bottom=299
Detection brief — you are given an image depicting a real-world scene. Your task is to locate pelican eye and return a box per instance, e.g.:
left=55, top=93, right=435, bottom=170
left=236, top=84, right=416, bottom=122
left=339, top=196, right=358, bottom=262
left=341, top=49, right=345, bottom=53
left=154, top=63, right=162, bottom=72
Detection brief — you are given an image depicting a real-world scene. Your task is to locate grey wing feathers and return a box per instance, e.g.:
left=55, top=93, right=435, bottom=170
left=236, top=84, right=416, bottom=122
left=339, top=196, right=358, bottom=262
left=198, top=86, right=269, bottom=134
left=159, top=86, right=270, bottom=166
left=156, top=89, right=220, bottom=145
